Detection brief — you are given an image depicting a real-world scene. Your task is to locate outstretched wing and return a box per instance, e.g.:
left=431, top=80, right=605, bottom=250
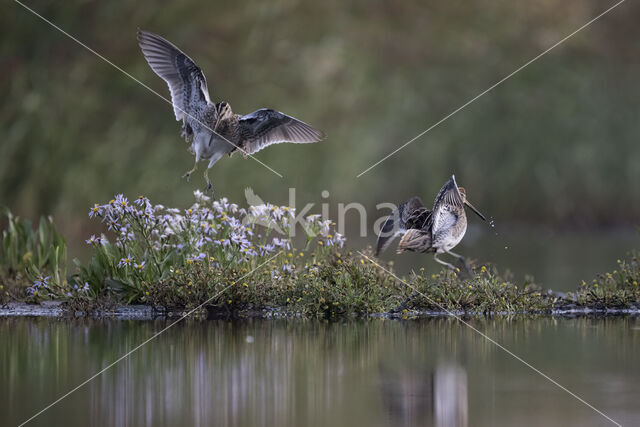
left=238, top=109, right=325, bottom=154
left=432, top=175, right=463, bottom=211
left=375, top=197, right=431, bottom=256
left=431, top=175, right=463, bottom=238
left=137, top=30, right=211, bottom=121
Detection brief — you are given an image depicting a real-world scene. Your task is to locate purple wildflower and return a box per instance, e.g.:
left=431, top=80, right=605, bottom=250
left=118, top=255, right=134, bottom=268
left=89, top=204, right=103, bottom=218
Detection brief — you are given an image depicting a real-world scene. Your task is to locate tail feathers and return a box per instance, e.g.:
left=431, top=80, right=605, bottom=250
left=397, top=229, right=433, bottom=254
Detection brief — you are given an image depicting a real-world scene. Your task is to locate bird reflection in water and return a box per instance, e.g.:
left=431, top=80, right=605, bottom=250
left=379, top=362, right=468, bottom=427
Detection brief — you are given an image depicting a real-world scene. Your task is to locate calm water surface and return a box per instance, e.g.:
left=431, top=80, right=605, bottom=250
left=2, top=317, right=640, bottom=426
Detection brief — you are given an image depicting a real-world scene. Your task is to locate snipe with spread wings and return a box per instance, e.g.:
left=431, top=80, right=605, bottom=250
left=375, top=175, right=486, bottom=273
left=137, top=30, right=326, bottom=197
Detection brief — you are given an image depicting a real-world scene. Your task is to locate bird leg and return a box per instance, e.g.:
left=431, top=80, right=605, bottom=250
left=203, top=168, right=215, bottom=199
left=433, top=253, right=457, bottom=272
left=182, top=161, right=198, bottom=182
left=445, top=250, right=473, bottom=276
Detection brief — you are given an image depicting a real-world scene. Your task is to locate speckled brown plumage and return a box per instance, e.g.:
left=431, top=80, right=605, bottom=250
left=137, top=30, right=325, bottom=196
left=376, top=175, right=486, bottom=273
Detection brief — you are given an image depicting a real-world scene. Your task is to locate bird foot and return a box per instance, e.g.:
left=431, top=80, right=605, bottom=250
left=457, top=258, right=473, bottom=276
left=206, top=182, right=215, bottom=199
left=462, top=264, right=473, bottom=276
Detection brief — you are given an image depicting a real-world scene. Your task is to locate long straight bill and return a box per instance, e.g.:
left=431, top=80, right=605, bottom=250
left=465, top=201, right=486, bottom=221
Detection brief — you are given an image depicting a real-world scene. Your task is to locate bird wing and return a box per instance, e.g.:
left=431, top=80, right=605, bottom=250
left=244, top=187, right=265, bottom=207
left=431, top=175, right=463, bottom=237
left=375, top=216, right=402, bottom=256
left=137, top=30, right=211, bottom=121
left=431, top=208, right=459, bottom=239
left=375, top=197, right=431, bottom=256
left=238, top=109, right=325, bottom=155
left=405, top=206, right=432, bottom=230
left=432, top=175, right=463, bottom=211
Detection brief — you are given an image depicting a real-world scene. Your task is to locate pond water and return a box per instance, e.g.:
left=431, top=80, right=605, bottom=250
left=2, top=316, right=639, bottom=426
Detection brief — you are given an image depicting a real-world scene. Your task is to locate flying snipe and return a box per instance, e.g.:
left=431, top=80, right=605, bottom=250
left=376, top=175, right=486, bottom=273
left=137, top=30, right=325, bottom=197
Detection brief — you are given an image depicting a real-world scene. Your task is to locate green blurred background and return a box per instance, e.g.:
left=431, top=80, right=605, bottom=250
left=2, top=0, right=639, bottom=288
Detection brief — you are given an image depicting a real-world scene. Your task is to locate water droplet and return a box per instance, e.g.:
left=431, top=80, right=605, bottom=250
left=504, top=246, right=509, bottom=250
left=488, top=217, right=498, bottom=236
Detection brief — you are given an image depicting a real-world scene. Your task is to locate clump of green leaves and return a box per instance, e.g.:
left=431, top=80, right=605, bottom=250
left=145, top=249, right=401, bottom=318
left=569, top=253, right=640, bottom=309
left=0, top=207, right=67, bottom=302
left=399, top=265, right=551, bottom=315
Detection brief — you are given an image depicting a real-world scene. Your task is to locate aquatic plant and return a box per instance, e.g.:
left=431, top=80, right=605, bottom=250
left=569, top=254, right=640, bottom=309
left=2, top=195, right=639, bottom=317
left=396, top=265, right=550, bottom=315
left=75, top=191, right=346, bottom=307
left=70, top=188, right=590, bottom=316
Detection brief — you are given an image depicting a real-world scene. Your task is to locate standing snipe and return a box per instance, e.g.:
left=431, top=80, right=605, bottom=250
left=375, top=175, right=486, bottom=273
left=137, top=30, right=325, bottom=197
